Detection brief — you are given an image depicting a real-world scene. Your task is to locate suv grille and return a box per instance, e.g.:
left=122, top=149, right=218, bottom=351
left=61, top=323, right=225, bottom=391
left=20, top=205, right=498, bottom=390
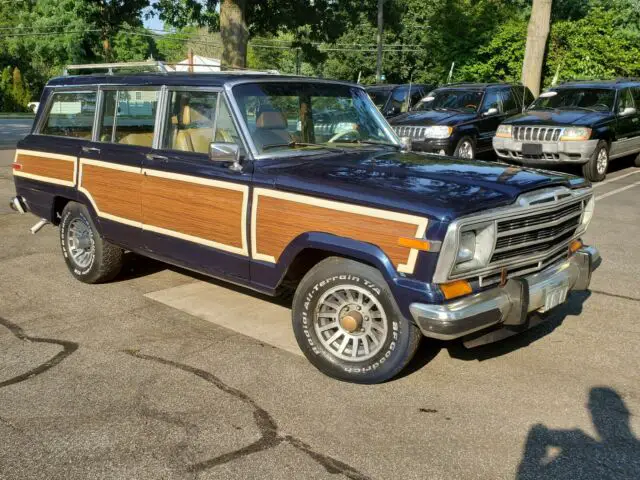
left=491, top=198, right=584, bottom=264
left=393, top=125, right=427, bottom=140
left=513, top=126, right=562, bottom=142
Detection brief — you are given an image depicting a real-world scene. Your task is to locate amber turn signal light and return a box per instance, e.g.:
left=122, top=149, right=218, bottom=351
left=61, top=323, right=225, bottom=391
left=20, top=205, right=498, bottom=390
left=440, top=280, right=473, bottom=300
left=398, top=237, right=431, bottom=251
left=569, top=239, right=583, bottom=254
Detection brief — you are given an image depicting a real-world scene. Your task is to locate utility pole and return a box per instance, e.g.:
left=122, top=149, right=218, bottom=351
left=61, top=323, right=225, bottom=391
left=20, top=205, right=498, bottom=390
left=376, top=0, right=384, bottom=83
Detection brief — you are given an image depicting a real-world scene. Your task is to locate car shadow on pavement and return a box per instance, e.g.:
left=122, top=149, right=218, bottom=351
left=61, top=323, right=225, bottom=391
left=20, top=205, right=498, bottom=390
left=112, top=253, right=168, bottom=282
left=516, top=387, right=640, bottom=479
left=447, top=290, right=591, bottom=362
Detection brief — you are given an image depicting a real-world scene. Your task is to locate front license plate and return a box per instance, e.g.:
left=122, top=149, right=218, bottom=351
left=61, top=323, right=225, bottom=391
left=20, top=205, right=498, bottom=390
left=522, top=143, right=543, bottom=156
left=539, top=284, right=569, bottom=313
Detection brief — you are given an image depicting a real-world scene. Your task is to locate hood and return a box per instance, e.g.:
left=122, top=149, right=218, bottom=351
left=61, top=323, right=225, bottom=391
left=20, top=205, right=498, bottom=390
left=504, top=109, right=610, bottom=127
left=257, top=150, right=587, bottom=222
left=389, top=110, right=477, bottom=127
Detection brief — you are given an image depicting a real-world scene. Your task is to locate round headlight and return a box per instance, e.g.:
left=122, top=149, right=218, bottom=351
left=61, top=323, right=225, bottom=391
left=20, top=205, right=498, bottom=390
left=457, top=231, right=476, bottom=263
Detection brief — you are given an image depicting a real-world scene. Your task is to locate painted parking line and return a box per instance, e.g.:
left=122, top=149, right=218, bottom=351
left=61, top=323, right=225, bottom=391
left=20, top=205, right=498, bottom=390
left=593, top=170, right=640, bottom=188
left=145, top=281, right=302, bottom=357
left=595, top=181, right=640, bottom=201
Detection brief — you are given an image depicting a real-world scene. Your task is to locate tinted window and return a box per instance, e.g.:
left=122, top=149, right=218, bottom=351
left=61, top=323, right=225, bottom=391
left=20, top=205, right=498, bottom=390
left=482, top=90, right=502, bottom=113
left=367, top=89, right=391, bottom=109
left=164, top=90, right=218, bottom=153
left=632, top=88, right=640, bottom=109
left=501, top=88, right=519, bottom=113
left=531, top=88, right=615, bottom=112
left=617, top=88, right=635, bottom=113
left=99, top=89, right=159, bottom=147
left=413, top=89, right=483, bottom=113
left=410, top=88, right=424, bottom=109
left=524, top=87, right=535, bottom=107
left=41, top=91, right=96, bottom=138
left=388, top=87, right=409, bottom=114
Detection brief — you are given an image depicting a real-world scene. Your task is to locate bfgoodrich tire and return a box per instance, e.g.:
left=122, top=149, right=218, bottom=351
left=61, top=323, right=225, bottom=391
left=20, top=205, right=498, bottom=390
left=60, top=202, right=123, bottom=284
left=582, top=140, right=609, bottom=182
left=292, top=257, right=422, bottom=384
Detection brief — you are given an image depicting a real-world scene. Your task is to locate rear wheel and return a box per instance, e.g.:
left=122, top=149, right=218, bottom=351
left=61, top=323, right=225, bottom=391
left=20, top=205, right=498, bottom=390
left=454, top=136, right=475, bottom=159
left=634, top=152, right=640, bottom=168
left=60, top=202, right=123, bottom=283
left=292, top=257, right=422, bottom=384
left=582, top=141, right=609, bottom=182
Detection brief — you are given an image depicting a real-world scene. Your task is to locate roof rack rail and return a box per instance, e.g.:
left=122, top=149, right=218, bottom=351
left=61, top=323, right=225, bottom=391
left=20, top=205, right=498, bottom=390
left=63, top=60, right=281, bottom=76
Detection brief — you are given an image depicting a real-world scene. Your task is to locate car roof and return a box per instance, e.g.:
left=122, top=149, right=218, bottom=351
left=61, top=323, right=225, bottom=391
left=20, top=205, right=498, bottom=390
left=366, top=83, right=431, bottom=91
left=439, top=82, right=521, bottom=90
left=555, top=79, right=640, bottom=89
left=46, top=72, right=361, bottom=89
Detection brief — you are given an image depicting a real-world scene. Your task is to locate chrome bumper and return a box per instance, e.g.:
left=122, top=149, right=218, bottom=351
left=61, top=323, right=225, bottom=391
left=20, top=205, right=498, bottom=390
left=9, top=196, right=27, bottom=214
left=410, top=246, right=600, bottom=341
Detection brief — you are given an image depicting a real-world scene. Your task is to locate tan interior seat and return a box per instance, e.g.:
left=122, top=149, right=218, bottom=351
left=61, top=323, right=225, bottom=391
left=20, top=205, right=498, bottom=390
left=253, top=110, right=291, bottom=150
left=118, top=132, right=154, bottom=147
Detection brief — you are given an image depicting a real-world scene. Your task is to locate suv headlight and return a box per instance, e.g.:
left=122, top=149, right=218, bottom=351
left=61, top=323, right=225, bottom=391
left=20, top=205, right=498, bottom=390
left=579, top=196, right=595, bottom=232
left=496, top=124, right=512, bottom=138
left=452, top=222, right=496, bottom=275
left=424, top=126, right=453, bottom=139
left=560, top=127, right=592, bottom=141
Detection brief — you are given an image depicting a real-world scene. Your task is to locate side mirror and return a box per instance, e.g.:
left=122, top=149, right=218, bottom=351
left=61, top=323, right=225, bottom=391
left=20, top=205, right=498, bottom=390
left=209, top=142, right=242, bottom=172
left=483, top=107, right=499, bottom=117
left=399, top=136, right=412, bottom=152
left=619, top=107, right=637, bottom=117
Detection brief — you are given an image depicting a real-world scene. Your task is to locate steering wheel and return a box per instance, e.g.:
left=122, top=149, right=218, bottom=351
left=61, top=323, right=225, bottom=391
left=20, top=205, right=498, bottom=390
left=328, top=129, right=360, bottom=143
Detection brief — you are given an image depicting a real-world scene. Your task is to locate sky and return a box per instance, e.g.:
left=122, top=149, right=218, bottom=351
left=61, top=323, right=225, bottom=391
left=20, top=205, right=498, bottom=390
left=143, top=8, right=164, bottom=32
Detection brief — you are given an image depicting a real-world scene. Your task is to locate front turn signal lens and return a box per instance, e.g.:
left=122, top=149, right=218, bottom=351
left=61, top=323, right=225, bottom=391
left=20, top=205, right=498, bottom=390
left=440, top=280, right=473, bottom=300
left=398, top=237, right=431, bottom=251
left=569, top=239, right=583, bottom=254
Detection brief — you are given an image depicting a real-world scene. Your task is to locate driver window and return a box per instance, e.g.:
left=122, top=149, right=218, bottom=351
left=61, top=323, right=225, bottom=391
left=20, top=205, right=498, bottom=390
left=618, top=88, right=634, bottom=113
left=481, top=90, right=502, bottom=113
left=163, top=90, right=218, bottom=153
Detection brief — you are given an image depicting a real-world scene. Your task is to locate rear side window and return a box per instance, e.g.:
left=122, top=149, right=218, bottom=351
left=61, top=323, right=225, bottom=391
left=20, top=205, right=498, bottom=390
left=99, top=89, right=159, bottom=147
left=632, top=88, right=640, bottom=108
left=501, top=88, right=518, bottom=113
left=163, top=90, right=218, bottom=154
left=40, top=91, right=96, bottom=138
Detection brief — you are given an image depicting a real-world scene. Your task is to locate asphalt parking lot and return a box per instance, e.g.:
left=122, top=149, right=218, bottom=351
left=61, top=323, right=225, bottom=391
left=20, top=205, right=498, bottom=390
left=1, top=141, right=639, bottom=479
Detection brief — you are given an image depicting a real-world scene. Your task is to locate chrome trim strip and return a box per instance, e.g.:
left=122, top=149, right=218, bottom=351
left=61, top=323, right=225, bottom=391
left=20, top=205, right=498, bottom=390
left=493, top=223, right=580, bottom=254
left=496, top=207, right=582, bottom=237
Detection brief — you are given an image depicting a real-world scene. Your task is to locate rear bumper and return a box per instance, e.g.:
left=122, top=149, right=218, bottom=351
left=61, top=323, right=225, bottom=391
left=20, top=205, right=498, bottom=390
left=493, top=137, right=598, bottom=164
left=409, top=246, right=600, bottom=341
left=9, top=196, right=27, bottom=214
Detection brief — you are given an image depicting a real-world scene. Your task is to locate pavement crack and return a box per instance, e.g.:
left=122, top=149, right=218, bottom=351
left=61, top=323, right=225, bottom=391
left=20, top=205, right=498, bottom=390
left=124, top=349, right=372, bottom=479
left=0, top=316, right=79, bottom=389
left=591, top=289, right=640, bottom=303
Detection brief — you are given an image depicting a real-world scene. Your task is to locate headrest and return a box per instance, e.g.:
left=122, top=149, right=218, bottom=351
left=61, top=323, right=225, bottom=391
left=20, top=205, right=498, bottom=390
left=256, top=110, right=287, bottom=129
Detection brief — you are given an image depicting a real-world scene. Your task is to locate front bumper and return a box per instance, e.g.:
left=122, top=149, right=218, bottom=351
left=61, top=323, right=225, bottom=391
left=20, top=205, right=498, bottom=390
left=493, top=137, right=598, bottom=164
left=411, top=138, right=454, bottom=155
left=410, top=246, right=600, bottom=342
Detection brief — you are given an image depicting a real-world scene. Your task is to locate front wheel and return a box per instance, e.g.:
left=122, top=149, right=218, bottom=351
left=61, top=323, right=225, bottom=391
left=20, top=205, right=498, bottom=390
left=454, top=136, right=475, bottom=159
left=292, top=257, right=422, bottom=384
left=60, top=202, right=124, bottom=283
left=582, top=141, right=609, bottom=182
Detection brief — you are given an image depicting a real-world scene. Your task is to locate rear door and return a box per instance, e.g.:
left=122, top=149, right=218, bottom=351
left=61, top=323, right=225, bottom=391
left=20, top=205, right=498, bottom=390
left=77, top=87, right=160, bottom=248
left=140, top=88, right=251, bottom=280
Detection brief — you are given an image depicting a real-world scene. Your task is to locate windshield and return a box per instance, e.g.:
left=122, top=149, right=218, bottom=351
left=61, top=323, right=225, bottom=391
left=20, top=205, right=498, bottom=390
left=530, top=88, right=615, bottom=112
left=233, top=82, right=398, bottom=155
left=367, top=89, right=392, bottom=109
left=413, top=89, right=483, bottom=113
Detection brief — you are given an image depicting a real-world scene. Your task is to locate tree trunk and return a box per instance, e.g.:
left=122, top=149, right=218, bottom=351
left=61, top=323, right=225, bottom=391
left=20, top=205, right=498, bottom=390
left=220, top=0, right=248, bottom=69
left=375, top=0, right=384, bottom=82
left=522, top=0, right=552, bottom=97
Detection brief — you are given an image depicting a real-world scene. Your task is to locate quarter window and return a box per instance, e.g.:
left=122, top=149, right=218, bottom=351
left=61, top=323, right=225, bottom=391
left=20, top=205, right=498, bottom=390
left=40, top=91, right=97, bottom=138
left=99, top=89, right=159, bottom=147
left=501, top=88, right=519, bottom=113
left=164, top=90, right=219, bottom=153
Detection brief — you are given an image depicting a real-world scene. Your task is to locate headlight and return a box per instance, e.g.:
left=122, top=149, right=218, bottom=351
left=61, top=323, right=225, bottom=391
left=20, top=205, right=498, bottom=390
left=580, top=196, right=595, bottom=232
left=560, top=127, right=592, bottom=141
left=496, top=124, right=512, bottom=138
left=424, top=126, right=453, bottom=139
left=452, top=222, right=496, bottom=275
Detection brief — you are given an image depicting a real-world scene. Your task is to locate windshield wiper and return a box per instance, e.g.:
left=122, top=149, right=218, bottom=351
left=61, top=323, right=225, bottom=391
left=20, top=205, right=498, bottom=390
left=555, top=106, right=598, bottom=112
left=261, top=142, right=345, bottom=153
left=337, top=139, right=400, bottom=149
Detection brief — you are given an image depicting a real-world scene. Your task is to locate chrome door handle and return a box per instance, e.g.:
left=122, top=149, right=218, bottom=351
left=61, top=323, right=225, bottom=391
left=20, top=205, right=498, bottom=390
left=81, top=146, right=100, bottom=154
left=145, top=153, right=169, bottom=162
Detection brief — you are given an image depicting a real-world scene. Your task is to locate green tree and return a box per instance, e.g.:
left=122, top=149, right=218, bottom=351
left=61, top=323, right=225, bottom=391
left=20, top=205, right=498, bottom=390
left=112, top=26, right=156, bottom=62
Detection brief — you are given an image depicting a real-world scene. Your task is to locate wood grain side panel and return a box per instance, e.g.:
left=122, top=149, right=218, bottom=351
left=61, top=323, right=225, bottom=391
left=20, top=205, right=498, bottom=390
left=142, top=175, right=244, bottom=248
left=17, top=154, right=74, bottom=183
left=82, top=164, right=142, bottom=222
left=256, top=196, right=417, bottom=267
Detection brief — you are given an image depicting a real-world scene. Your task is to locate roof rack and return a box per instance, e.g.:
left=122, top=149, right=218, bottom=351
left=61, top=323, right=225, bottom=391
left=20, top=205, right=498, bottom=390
left=63, top=60, right=281, bottom=76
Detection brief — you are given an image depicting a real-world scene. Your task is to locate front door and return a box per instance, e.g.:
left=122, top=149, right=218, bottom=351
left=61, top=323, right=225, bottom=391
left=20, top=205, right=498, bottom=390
left=611, top=87, right=640, bottom=158
left=476, top=88, right=507, bottom=152
left=140, top=89, right=251, bottom=280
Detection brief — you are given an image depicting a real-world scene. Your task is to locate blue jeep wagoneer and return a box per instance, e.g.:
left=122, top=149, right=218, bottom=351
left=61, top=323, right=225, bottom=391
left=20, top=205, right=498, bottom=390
left=10, top=70, right=600, bottom=383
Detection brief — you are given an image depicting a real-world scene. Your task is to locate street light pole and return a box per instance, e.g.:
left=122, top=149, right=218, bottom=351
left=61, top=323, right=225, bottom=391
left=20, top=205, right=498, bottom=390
left=376, top=0, right=384, bottom=83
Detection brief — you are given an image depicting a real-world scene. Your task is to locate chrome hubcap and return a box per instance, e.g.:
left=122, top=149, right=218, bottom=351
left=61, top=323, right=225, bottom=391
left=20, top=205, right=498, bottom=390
left=458, top=141, right=474, bottom=159
left=314, top=285, right=388, bottom=362
left=596, top=148, right=608, bottom=174
left=67, top=218, right=94, bottom=269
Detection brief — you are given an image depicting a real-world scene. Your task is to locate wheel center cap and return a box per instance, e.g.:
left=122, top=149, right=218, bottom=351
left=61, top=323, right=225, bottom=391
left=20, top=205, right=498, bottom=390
left=340, top=310, right=363, bottom=333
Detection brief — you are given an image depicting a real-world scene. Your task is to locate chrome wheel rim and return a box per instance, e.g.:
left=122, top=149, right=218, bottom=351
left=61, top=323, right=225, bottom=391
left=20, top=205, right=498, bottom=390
left=596, top=148, right=608, bottom=174
left=314, top=285, right=388, bottom=362
left=67, top=218, right=94, bottom=269
left=458, top=141, right=474, bottom=159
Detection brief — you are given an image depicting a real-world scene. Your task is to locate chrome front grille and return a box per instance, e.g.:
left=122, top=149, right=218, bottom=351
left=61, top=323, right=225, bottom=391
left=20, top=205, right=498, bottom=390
left=393, top=125, right=428, bottom=140
left=513, top=126, right=563, bottom=142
